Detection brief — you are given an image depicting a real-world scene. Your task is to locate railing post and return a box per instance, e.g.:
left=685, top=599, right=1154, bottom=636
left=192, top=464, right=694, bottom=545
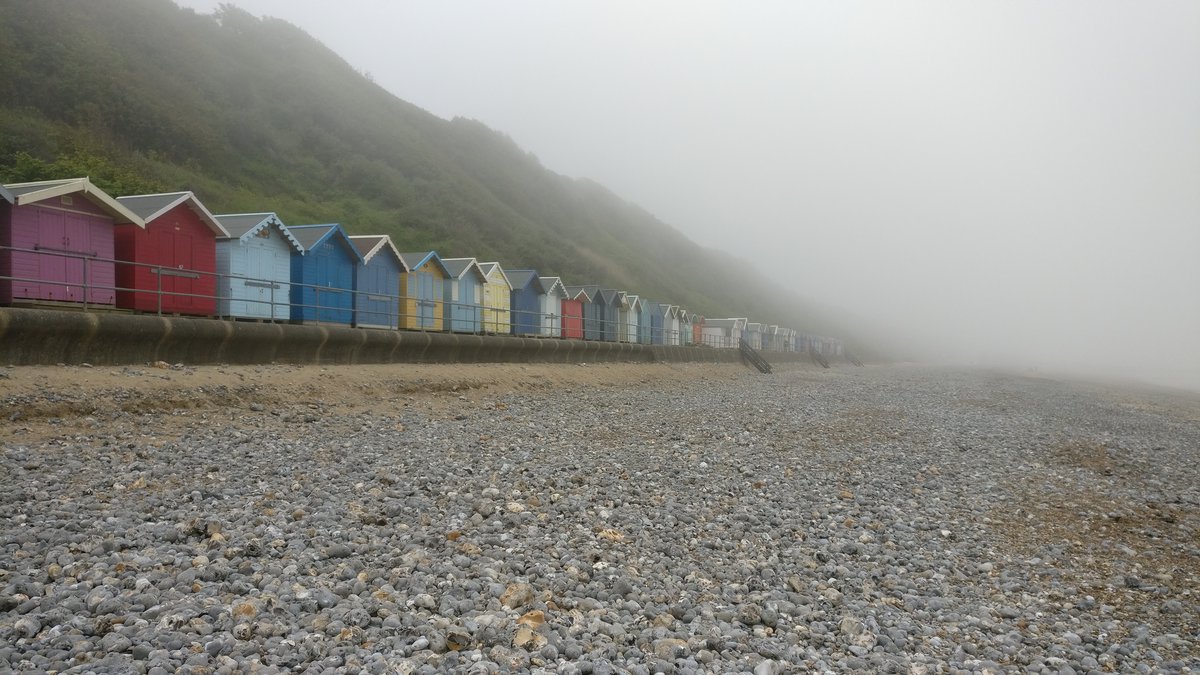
left=156, top=266, right=163, bottom=315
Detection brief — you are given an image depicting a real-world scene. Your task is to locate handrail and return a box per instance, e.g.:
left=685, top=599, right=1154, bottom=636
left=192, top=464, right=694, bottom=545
left=0, top=244, right=833, bottom=353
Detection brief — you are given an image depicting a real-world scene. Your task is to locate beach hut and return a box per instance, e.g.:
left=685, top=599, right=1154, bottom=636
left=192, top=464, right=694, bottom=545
left=349, top=235, right=405, bottom=330
left=619, top=293, right=640, bottom=343
left=477, top=262, right=512, bottom=334
left=702, top=318, right=747, bottom=348
left=646, top=300, right=665, bottom=345
left=398, top=251, right=448, bottom=330
left=1, top=178, right=143, bottom=306
left=538, top=275, right=567, bottom=337
left=440, top=257, right=486, bottom=333
left=678, top=310, right=694, bottom=346
left=744, top=322, right=766, bottom=350
left=288, top=224, right=362, bottom=325
left=114, top=192, right=228, bottom=316
left=507, top=269, right=543, bottom=336
left=595, top=288, right=622, bottom=342
left=781, top=327, right=797, bottom=352
left=632, top=295, right=651, bottom=344
left=692, top=314, right=705, bottom=346
left=565, top=285, right=602, bottom=340
left=559, top=282, right=585, bottom=340
left=214, top=213, right=301, bottom=320
left=660, top=304, right=680, bottom=345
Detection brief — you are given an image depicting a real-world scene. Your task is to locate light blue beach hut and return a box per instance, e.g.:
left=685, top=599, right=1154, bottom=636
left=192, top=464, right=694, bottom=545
left=440, top=257, right=486, bottom=333
left=214, top=212, right=302, bottom=320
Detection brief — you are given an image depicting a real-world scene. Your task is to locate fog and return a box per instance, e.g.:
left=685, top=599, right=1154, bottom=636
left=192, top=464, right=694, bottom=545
left=178, top=0, right=1199, bottom=390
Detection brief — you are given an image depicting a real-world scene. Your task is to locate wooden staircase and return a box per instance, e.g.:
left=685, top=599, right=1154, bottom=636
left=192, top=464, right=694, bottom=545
left=739, top=340, right=772, bottom=374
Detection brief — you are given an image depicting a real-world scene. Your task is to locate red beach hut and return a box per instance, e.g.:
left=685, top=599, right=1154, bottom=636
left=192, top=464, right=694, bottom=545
left=114, top=192, right=229, bottom=315
left=553, top=277, right=584, bottom=340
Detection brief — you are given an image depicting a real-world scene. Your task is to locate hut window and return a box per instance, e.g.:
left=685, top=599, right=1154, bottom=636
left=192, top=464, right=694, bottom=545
left=61, top=195, right=74, bottom=206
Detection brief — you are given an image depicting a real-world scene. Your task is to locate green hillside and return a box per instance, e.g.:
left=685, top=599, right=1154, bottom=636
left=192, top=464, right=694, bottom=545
left=0, top=0, right=845, bottom=335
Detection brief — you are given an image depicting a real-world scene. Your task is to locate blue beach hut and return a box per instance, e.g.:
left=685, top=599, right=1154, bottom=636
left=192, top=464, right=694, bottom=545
left=350, top=235, right=406, bottom=330
left=595, top=289, right=622, bottom=342
left=632, top=295, right=651, bottom=344
left=507, top=269, right=544, bottom=337
left=214, top=213, right=303, bottom=320
left=647, top=300, right=665, bottom=345
left=440, top=257, right=486, bottom=333
left=288, top=223, right=363, bottom=325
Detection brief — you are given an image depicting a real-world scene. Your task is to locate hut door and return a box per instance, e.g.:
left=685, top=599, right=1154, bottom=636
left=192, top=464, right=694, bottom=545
left=173, top=234, right=194, bottom=311
left=417, top=271, right=435, bottom=329
left=35, top=209, right=67, bottom=300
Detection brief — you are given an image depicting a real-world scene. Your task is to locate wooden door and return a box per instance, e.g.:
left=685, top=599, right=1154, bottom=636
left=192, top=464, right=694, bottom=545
left=35, top=209, right=67, bottom=300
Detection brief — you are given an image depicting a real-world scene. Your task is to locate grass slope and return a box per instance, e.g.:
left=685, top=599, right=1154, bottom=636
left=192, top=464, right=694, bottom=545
left=0, top=0, right=846, bottom=336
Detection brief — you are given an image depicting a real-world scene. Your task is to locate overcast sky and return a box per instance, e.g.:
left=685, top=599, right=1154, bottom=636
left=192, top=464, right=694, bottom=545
left=177, top=1, right=1199, bottom=389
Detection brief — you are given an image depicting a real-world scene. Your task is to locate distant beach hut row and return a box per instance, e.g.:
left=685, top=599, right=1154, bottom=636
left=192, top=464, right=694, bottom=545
left=0, top=178, right=843, bottom=354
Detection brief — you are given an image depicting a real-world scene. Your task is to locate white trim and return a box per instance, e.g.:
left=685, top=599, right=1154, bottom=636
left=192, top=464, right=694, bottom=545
left=117, top=191, right=229, bottom=237
left=6, top=177, right=144, bottom=227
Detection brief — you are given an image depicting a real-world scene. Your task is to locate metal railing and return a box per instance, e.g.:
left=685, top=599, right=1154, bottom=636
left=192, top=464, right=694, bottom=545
left=0, top=244, right=829, bottom=352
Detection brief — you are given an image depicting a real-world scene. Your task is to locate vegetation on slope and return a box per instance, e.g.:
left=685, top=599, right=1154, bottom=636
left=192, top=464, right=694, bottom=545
left=0, top=0, right=844, bottom=334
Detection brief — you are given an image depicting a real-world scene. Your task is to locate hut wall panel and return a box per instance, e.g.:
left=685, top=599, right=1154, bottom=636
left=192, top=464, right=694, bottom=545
left=114, top=203, right=217, bottom=316
left=481, top=271, right=511, bottom=334
left=561, top=297, right=583, bottom=339
left=355, top=254, right=400, bottom=329
left=510, top=283, right=541, bottom=336
left=539, top=291, right=561, bottom=337
left=291, top=235, right=356, bottom=325
left=400, top=264, right=445, bottom=331
left=1, top=200, right=116, bottom=305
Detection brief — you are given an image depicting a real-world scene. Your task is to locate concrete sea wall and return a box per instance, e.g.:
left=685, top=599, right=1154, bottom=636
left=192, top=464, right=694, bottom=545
left=0, top=308, right=812, bottom=367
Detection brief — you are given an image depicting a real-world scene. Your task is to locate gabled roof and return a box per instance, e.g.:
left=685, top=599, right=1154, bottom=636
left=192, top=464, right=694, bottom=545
left=0, top=184, right=13, bottom=204
left=288, top=224, right=365, bottom=262
left=660, top=304, right=678, bottom=318
left=563, top=285, right=597, bottom=302
left=349, top=234, right=406, bottom=270
left=704, top=317, right=746, bottom=330
left=440, top=257, right=488, bottom=282
left=117, top=191, right=229, bottom=237
left=626, top=294, right=643, bottom=312
left=3, top=177, right=144, bottom=226
left=214, top=212, right=303, bottom=252
left=477, top=262, right=512, bottom=290
left=397, top=251, right=450, bottom=275
left=505, top=269, right=540, bottom=291
left=596, top=288, right=622, bottom=306
left=539, top=276, right=568, bottom=297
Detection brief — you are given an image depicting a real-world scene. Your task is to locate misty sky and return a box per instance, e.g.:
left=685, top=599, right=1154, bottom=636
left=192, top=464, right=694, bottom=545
left=176, top=1, right=1199, bottom=389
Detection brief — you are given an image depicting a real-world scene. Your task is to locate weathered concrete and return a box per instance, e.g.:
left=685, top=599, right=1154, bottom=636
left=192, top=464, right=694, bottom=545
left=0, top=307, right=815, bottom=367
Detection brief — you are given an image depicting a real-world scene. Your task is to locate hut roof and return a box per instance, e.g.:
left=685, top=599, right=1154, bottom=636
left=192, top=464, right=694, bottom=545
left=3, top=177, right=143, bottom=225
left=441, top=257, right=488, bottom=282
left=397, top=251, right=448, bottom=275
left=349, top=234, right=406, bottom=269
left=117, top=191, right=228, bottom=236
left=213, top=212, right=303, bottom=252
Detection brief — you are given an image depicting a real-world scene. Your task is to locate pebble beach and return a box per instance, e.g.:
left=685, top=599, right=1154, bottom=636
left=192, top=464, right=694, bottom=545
left=1, top=362, right=1197, bottom=674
